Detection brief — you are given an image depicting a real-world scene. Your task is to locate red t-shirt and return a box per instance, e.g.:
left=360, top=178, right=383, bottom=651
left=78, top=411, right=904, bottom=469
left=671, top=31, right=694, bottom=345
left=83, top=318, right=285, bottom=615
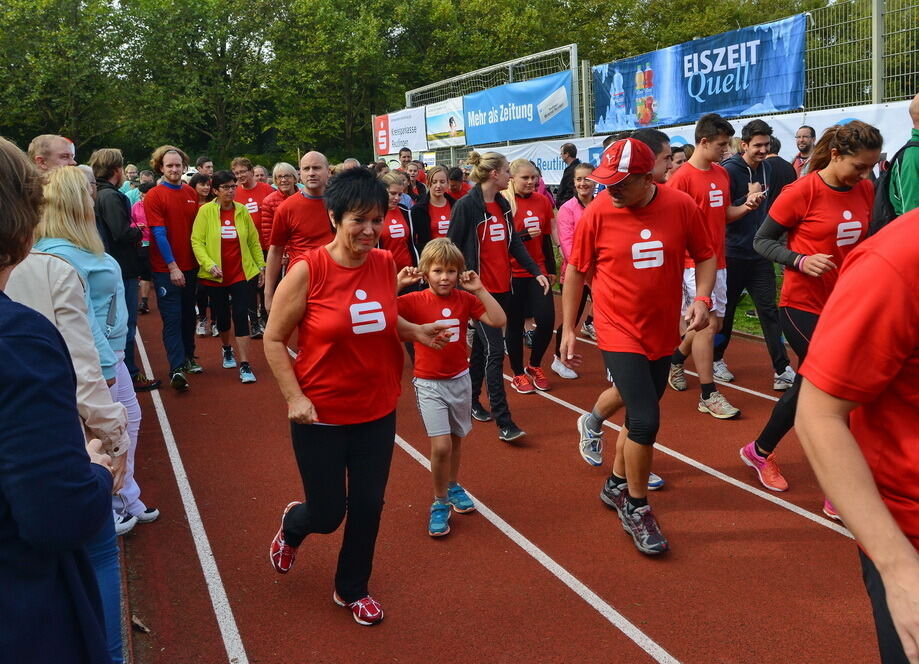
left=293, top=248, right=403, bottom=425
left=380, top=207, right=413, bottom=271
left=258, top=188, right=294, bottom=251
left=200, top=208, right=245, bottom=287
left=511, top=194, right=553, bottom=277
left=799, top=209, right=919, bottom=549
left=771, top=172, right=874, bottom=315
left=145, top=182, right=200, bottom=273
left=234, top=181, right=275, bottom=235
left=449, top=182, right=472, bottom=199
left=269, top=192, right=333, bottom=261
left=479, top=201, right=511, bottom=293
left=667, top=162, right=730, bottom=269
left=429, top=202, right=452, bottom=239
left=568, top=187, right=713, bottom=359
left=398, top=288, right=486, bottom=380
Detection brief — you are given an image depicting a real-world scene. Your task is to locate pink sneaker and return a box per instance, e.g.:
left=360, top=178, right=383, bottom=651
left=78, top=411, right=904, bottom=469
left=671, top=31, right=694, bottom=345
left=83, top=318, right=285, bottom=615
left=823, top=498, right=842, bottom=521
left=333, top=590, right=384, bottom=625
left=739, top=442, right=789, bottom=492
left=269, top=501, right=302, bottom=574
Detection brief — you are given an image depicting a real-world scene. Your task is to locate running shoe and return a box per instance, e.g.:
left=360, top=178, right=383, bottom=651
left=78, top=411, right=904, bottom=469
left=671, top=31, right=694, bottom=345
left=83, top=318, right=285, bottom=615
left=471, top=401, right=491, bottom=422
left=269, top=501, right=302, bottom=574
left=428, top=501, right=451, bottom=537
left=623, top=503, right=669, bottom=555
left=712, top=359, right=735, bottom=382
left=170, top=371, right=189, bottom=391
left=551, top=355, right=578, bottom=379
left=698, top=391, right=740, bottom=419
left=138, top=298, right=149, bottom=314
left=333, top=591, right=384, bottom=626
left=580, top=321, right=597, bottom=341
left=599, top=476, right=630, bottom=530
left=524, top=365, right=550, bottom=391
left=668, top=363, right=688, bottom=391
left=184, top=357, right=204, bottom=374
left=523, top=328, right=535, bottom=348
left=511, top=374, right=536, bottom=394
left=498, top=423, right=526, bottom=442
left=222, top=346, right=237, bottom=369
left=577, top=413, right=604, bottom=466
left=195, top=318, right=207, bottom=337
left=739, top=442, right=788, bottom=491
left=211, top=322, right=219, bottom=337
left=647, top=472, right=665, bottom=491
left=114, top=512, right=138, bottom=536
left=133, top=507, right=160, bottom=523
left=447, top=484, right=476, bottom=513
left=240, top=362, right=257, bottom=384
left=132, top=372, right=161, bottom=392
left=250, top=322, right=264, bottom=340
left=773, top=366, right=796, bottom=391
left=822, top=498, right=842, bottom=521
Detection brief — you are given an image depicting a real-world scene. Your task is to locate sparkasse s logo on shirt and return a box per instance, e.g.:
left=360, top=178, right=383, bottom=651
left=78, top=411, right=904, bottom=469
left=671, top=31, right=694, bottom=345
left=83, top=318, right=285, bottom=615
left=708, top=182, right=724, bottom=208
left=434, top=307, right=461, bottom=342
left=349, top=289, right=386, bottom=334
left=488, top=215, right=506, bottom=242
left=631, top=229, right=664, bottom=269
left=836, top=210, right=863, bottom=247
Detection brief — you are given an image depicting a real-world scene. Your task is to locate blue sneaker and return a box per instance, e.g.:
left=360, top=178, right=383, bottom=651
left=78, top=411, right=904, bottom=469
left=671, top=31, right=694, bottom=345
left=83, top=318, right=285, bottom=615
left=240, top=362, right=256, bottom=384
left=447, top=484, right=476, bottom=513
left=428, top=501, right=451, bottom=537
left=222, top=346, right=237, bottom=369
left=647, top=472, right=665, bottom=491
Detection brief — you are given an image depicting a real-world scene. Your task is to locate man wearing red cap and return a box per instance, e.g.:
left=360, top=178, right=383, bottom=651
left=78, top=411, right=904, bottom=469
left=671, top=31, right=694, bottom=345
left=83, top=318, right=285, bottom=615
left=560, top=138, right=716, bottom=555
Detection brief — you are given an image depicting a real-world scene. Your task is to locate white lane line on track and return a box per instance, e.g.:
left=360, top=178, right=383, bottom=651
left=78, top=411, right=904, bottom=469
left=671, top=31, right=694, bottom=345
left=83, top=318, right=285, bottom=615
left=394, top=435, right=680, bottom=664
left=504, top=373, right=853, bottom=539
left=137, top=333, right=249, bottom=664
left=574, top=335, right=780, bottom=402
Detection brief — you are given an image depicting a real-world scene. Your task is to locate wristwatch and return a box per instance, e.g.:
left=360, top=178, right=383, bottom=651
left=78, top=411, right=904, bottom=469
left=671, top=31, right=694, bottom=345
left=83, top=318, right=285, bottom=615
left=694, top=295, right=713, bottom=311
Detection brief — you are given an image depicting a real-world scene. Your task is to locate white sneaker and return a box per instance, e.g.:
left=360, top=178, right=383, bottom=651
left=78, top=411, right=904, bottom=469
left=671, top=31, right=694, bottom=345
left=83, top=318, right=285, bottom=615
left=580, top=322, right=597, bottom=341
left=114, top=512, right=138, bottom=536
left=698, top=390, right=741, bottom=419
left=211, top=322, right=219, bottom=337
left=551, top=355, right=578, bottom=379
left=195, top=319, right=207, bottom=337
left=773, top=366, right=795, bottom=391
left=713, top=359, right=735, bottom=382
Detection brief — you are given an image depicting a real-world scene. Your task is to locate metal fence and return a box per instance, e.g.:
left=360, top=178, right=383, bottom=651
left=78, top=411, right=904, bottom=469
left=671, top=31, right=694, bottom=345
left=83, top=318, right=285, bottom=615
left=400, top=0, right=916, bottom=155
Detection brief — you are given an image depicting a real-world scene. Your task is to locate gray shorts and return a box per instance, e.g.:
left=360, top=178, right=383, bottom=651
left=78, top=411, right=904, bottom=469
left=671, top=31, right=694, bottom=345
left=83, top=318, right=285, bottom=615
left=413, top=373, right=473, bottom=438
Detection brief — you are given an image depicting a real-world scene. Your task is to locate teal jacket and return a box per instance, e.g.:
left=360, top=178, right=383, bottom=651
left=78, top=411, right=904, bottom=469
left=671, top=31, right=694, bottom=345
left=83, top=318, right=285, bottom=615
left=191, top=201, right=265, bottom=283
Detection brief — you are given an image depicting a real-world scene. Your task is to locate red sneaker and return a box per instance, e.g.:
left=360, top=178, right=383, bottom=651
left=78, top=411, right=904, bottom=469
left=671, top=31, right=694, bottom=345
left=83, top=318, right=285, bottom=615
left=511, top=374, right=535, bottom=394
left=333, top=590, right=384, bottom=626
left=524, top=365, right=550, bottom=391
left=269, top=501, right=301, bottom=574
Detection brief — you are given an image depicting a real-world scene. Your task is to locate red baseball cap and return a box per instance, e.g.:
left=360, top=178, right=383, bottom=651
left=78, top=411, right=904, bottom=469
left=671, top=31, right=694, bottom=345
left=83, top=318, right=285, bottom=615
left=589, top=138, right=656, bottom=186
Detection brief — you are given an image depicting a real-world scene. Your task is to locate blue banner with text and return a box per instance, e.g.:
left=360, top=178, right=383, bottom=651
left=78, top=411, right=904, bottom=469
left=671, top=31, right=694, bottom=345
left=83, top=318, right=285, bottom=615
left=464, top=71, right=574, bottom=144
left=593, top=15, right=806, bottom=133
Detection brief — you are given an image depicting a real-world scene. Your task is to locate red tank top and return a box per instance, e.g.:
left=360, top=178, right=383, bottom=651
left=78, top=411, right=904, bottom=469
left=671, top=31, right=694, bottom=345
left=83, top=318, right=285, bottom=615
left=293, top=248, right=403, bottom=425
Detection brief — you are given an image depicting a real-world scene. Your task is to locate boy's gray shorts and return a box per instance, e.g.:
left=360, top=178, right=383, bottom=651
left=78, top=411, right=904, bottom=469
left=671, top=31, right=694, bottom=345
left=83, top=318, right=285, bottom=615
left=412, top=373, right=472, bottom=438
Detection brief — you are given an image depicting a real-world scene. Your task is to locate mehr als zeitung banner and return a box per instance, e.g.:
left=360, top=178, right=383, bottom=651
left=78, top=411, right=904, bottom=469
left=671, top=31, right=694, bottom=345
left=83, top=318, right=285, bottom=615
left=593, top=14, right=807, bottom=133
left=463, top=71, right=575, bottom=144
left=373, top=107, right=429, bottom=156
left=426, top=97, right=466, bottom=148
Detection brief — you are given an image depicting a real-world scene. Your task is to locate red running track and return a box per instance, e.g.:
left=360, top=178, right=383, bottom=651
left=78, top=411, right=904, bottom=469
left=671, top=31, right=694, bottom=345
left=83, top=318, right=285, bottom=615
left=124, top=302, right=878, bottom=663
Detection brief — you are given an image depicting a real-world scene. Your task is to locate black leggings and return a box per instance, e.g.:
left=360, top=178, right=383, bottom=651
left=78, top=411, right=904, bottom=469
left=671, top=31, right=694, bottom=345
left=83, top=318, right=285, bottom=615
left=860, top=549, right=911, bottom=664
left=196, top=282, right=211, bottom=321
left=207, top=280, right=252, bottom=337
left=755, top=306, right=818, bottom=454
left=506, top=277, right=555, bottom=374
left=470, top=291, right=513, bottom=428
left=555, top=284, right=591, bottom=357
left=283, top=411, right=396, bottom=603
left=601, top=351, right=669, bottom=446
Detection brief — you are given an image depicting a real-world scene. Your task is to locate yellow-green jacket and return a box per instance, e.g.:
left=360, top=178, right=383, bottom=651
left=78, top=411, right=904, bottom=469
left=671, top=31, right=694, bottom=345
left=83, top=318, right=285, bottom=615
left=191, top=201, right=265, bottom=283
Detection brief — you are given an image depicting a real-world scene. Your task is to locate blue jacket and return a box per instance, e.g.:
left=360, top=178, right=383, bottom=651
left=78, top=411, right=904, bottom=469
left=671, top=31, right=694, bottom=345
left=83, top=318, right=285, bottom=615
left=33, top=238, right=128, bottom=379
left=0, top=291, right=113, bottom=663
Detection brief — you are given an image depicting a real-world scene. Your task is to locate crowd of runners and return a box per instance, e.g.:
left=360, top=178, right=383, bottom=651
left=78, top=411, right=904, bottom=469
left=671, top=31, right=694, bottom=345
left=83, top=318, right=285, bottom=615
left=1, top=90, right=919, bottom=663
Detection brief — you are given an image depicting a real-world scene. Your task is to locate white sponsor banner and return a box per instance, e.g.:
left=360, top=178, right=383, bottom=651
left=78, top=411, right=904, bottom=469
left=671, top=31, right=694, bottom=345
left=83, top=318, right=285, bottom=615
left=499, top=100, right=912, bottom=185
left=373, top=107, right=428, bottom=156
left=426, top=97, right=466, bottom=148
